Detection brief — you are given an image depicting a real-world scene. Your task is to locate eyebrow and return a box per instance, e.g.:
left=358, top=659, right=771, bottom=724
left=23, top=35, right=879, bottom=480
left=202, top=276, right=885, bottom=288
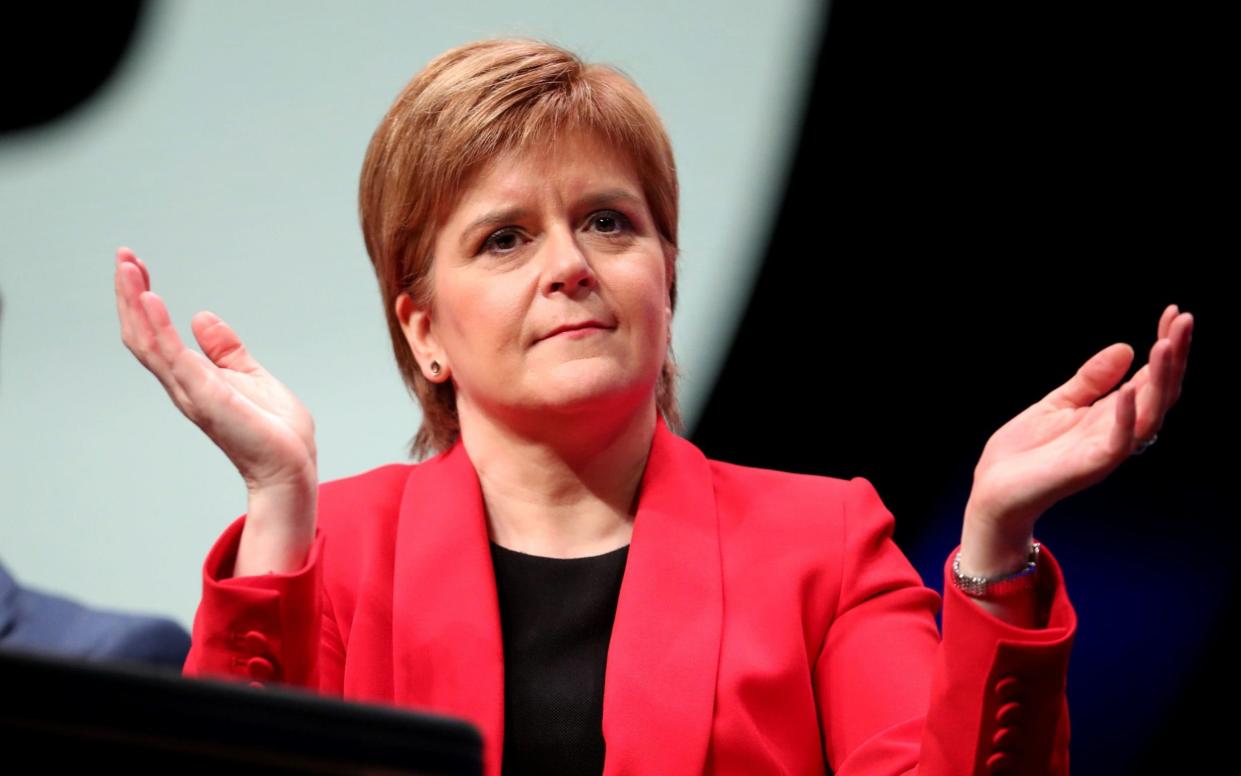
left=458, top=188, right=645, bottom=251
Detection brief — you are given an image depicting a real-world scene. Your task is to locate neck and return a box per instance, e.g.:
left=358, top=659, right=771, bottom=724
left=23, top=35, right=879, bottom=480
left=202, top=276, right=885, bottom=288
left=456, top=394, right=658, bottom=559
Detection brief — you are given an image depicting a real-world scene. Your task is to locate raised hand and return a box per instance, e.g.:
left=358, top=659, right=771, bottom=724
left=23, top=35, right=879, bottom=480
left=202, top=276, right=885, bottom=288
left=114, top=246, right=318, bottom=494
left=964, top=303, right=1194, bottom=543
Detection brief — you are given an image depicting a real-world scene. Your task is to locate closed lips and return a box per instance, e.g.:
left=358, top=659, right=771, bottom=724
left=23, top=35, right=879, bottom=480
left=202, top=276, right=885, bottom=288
left=539, top=321, right=611, bottom=341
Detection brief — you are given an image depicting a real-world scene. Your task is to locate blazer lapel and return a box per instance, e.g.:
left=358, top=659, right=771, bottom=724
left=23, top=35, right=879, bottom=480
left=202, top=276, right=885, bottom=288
left=601, top=413, right=724, bottom=775
left=391, top=411, right=724, bottom=776
left=392, top=438, right=506, bottom=776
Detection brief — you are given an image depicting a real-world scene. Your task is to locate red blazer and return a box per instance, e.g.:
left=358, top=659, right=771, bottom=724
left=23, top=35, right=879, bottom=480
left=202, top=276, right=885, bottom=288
left=184, top=413, right=1076, bottom=775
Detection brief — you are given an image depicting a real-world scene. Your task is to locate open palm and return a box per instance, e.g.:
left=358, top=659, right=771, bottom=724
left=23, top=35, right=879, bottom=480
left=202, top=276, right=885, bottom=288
left=966, top=304, right=1193, bottom=531
left=115, top=246, right=318, bottom=492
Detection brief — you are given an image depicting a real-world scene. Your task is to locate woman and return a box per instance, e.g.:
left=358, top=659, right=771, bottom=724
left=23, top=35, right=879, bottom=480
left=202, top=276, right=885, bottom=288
left=114, top=38, right=1193, bottom=776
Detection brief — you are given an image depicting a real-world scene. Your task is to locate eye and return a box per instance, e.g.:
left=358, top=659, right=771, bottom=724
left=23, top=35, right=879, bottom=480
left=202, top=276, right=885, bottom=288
left=480, top=228, right=524, bottom=256
left=478, top=209, right=635, bottom=256
left=587, top=209, right=634, bottom=236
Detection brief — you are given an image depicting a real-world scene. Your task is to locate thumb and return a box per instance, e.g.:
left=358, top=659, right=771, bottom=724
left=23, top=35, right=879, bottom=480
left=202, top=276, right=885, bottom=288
left=191, top=311, right=263, bottom=374
left=1045, top=342, right=1135, bottom=409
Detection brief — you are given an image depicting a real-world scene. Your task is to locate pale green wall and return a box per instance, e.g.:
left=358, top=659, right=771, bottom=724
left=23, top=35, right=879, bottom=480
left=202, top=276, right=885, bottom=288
left=0, top=0, right=826, bottom=630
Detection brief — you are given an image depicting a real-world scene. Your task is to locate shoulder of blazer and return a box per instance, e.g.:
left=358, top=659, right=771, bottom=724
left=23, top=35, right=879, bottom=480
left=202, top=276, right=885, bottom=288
left=700, top=457, right=866, bottom=651
left=704, top=455, right=856, bottom=525
left=318, top=461, right=417, bottom=516
left=307, top=460, right=425, bottom=633
left=311, top=461, right=420, bottom=574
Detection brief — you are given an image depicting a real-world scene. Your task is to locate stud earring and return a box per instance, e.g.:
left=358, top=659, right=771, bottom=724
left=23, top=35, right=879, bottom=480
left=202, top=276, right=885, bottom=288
left=430, top=361, right=441, bottom=376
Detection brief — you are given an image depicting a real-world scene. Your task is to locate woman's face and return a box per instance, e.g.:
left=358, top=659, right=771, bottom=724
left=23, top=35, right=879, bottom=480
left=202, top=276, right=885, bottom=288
left=396, top=128, right=672, bottom=427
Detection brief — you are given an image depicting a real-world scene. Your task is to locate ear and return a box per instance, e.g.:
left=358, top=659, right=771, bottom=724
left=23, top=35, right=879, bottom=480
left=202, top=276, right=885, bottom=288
left=394, top=292, right=449, bottom=382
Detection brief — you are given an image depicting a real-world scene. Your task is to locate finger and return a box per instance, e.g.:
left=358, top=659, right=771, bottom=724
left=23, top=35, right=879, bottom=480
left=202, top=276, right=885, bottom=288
left=117, top=260, right=160, bottom=359
left=1126, top=309, right=1191, bottom=409
left=1143, top=311, right=1193, bottom=428
left=1111, top=382, right=1137, bottom=456
left=117, top=246, right=151, bottom=290
left=138, top=291, right=189, bottom=363
left=138, top=291, right=195, bottom=407
left=1046, top=342, right=1135, bottom=410
left=1166, top=312, right=1193, bottom=407
left=115, top=246, right=153, bottom=348
left=1159, top=338, right=1174, bottom=422
left=1157, top=303, right=1179, bottom=340
left=1133, top=338, right=1170, bottom=439
left=191, top=311, right=264, bottom=374
left=167, top=346, right=244, bottom=433
left=116, top=251, right=201, bottom=413
left=1126, top=361, right=1151, bottom=389
left=114, top=252, right=134, bottom=343
left=1161, top=332, right=1171, bottom=417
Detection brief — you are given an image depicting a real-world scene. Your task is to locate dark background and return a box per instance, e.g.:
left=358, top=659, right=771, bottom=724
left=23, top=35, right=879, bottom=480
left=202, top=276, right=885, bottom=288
left=3, top=2, right=1232, bottom=772
left=692, top=1, right=1232, bottom=773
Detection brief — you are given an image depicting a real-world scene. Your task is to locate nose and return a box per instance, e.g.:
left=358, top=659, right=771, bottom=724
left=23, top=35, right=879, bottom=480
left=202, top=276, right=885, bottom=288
left=542, top=225, right=597, bottom=297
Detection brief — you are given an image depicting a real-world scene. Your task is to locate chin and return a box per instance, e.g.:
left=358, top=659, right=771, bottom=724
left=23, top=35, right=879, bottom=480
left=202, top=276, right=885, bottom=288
left=544, top=377, right=657, bottom=415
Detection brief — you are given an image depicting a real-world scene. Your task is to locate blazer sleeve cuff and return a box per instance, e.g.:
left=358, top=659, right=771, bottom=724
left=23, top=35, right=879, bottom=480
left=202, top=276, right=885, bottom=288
left=919, top=540, right=1077, bottom=775
left=941, top=539, right=1076, bottom=641
left=182, top=513, right=326, bottom=689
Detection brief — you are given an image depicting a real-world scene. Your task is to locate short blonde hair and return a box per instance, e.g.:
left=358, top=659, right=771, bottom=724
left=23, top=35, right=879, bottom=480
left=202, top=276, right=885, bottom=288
left=358, top=37, right=685, bottom=461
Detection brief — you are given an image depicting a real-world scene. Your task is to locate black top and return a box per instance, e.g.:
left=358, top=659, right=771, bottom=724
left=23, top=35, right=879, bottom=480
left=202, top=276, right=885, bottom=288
left=488, top=539, right=630, bottom=776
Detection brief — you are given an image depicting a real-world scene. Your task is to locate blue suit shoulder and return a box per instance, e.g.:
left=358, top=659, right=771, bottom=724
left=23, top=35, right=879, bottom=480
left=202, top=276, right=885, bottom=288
left=0, top=560, right=190, bottom=670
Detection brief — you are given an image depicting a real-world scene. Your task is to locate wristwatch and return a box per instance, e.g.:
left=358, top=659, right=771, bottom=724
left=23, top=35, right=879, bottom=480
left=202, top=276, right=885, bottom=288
left=952, top=541, right=1041, bottom=598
